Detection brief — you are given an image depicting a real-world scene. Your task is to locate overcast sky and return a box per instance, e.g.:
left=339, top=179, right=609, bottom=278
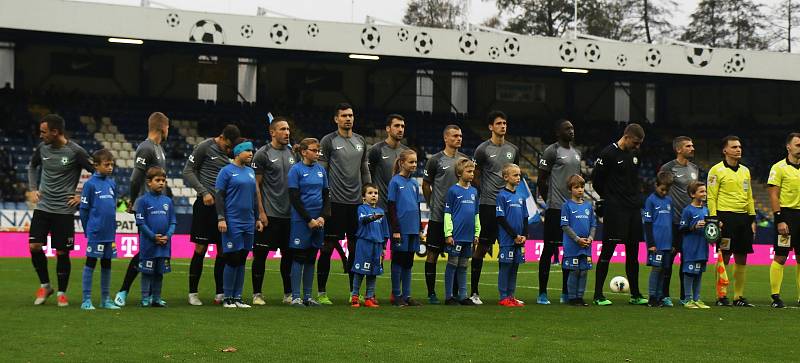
left=79, top=0, right=785, bottom=30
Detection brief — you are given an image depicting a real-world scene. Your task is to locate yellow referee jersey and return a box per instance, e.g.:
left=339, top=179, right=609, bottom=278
left=767, top=158, right=800, bottom=209
left=707, top=161, right=755, bottom=216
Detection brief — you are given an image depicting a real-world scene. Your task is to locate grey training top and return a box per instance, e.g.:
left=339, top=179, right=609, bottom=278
left=539, top=143, right=582, bottom=210
left=28, top=140, right=94, bottom=214
left=474, top=139, right=520, bottom=206
left=319, top=131, right=371, bottom=205
left=130, top=138, right=166, bottom=204
left=423, top=150, right=469, bottom=222
left=183, top=138, right=230, bottom=197
left=660, top=159, right=700, bottom=224
left=367, top=140, right=409, bottom=210
left=252, top=143, right=296, bottom=219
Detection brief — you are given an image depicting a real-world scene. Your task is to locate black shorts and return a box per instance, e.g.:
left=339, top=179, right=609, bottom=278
left=29, top=210, right=75, bottom=251
left=718, top=211, right=754, bottom=254
left=602, top=206, right=643, bottom=243
left=478, top=204, right=498, bottom=246
left=325, top=202, right=359, bottom=241
left=774, top=208, right=800, bottom=257
left=190, top=198, right=221, bottom=245
left=426, top=220, right=445, bottom=251
left=255, top=217, right=290, bottom=251
left=543, top=208, right=563, bottom=244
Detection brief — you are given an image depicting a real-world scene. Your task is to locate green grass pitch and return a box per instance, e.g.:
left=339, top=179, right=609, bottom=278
left=2, top=258, right=800, bottom=362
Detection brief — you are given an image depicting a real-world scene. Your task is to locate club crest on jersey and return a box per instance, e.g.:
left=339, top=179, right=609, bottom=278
left=294, top=238, right=301, bottom=245
left=163, top=204, right=169, bottom=211
left=506, top=152, right=513, bottom=159
left=471, top=194, right=475, bottom=201
left=584, top=209, right=590, bottom=216
left=691, top=172, right=697, bottom=179
left=317, top=171, right=323, bottom=178
left=226, top=242, right=233, bottom=249
left=518, top=198, right=523, bottom=205
left=61, top=156, right=69, bottom=165
left=289, top=157, right=295, bottom=164
left=355, top=144, right=363, bottom=151
left=632, top=157, right=638, bottom=165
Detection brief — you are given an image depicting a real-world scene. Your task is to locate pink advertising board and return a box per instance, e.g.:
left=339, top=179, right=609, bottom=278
left=0, top=233, right=792, bottom=265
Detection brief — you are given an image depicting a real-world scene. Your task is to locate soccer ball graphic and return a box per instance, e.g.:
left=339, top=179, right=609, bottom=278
left=361, top=26, right=381, bottom=50
left=459, top=33, right=478, bottom=55
left=189, top=19, right=224, bottom=44
left=616, top=54, right=628, bottom=67
left=724, top=53, right=746, bottom=73
left=488, top=46, right=500, bottom=59
left=307, top=23, right=319, bottom=38
left=240, top=24, right=253, bottom=39
left=685, top=47, right=713, bottom=68
left=270, top=23, right=290, bottom=45
left=610, top=276, right=630, bottom=293
left=645, top=48, right=662, bottom=67
left=559, top=41, right=577, bottom=63
left=584, top=43, right=601, bottom=62
left=166, top=13, right=180, bottom=28
left=414, top=32, right=433, bottom=55
left=397, top=28, right=409, bottom=42
left=503, top=37, right=520, bottom=57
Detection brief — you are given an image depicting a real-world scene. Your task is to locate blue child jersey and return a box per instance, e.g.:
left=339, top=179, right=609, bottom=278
left=560, top=199, right=596, bottom=258
left=387, top=174, right=421, bottom=234
left=680, top=204, right=710, bottom=263
left=356, top=204, right=390, bottom=243
left=444, top=184, right=479, bottom=243
left=643, top=193, right=673, bottom=251
left=287, top=162, right=328, bottom=221
left=216, top=164, right=257, bottom=232
left=496, top=188, right=528, bottom=247
left=79, top=173, right=117, bottom=243
left=135, top=191, right=176, bottom=259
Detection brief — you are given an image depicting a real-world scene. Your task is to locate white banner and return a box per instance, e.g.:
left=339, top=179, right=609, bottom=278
left=0, top=209, right=137, bottom=233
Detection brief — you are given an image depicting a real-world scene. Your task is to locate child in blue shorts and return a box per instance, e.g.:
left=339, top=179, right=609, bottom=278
left=680, top=181, right=712, bottom=309
left=135, top=167, right=176, bottom=307
left=444, top=158, right=480, bottom=305
left=79, top=149, right=120, bottom=310
left=496, top=164, right=528, bottom=307
left=644, top=172, right=674, bottom=307
left=560, top=174, right=596, bottom=307
left=387, top=149, right=422, bottom=306
left=351, top=183, right=390, bottom=307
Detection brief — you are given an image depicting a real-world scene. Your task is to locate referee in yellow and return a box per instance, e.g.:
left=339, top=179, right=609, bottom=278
left=707, top=135, right=756, bottom=307
left=767, top=132, right=800, bottom=308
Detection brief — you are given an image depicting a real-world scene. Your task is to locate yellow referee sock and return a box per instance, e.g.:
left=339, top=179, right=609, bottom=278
left=769, top=261, right=784, bottom=295
left=733, top=264, right=747, bottom=299
left=796, top=266, right=800, bottom=301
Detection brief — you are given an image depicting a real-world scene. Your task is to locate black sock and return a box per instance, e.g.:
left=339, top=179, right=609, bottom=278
left=280, top=249, right=292, bottom=294
left=188, top=251, right=204, bottom=294
left=56, top=253, right=71, bottom=293
left=662, top=260, right=672, bottom=298
left=30, top=249, right=49, bottom=284
left=471, top=258, right=483, bottom=295
left=538, top=244, right=554, bottom=295
left=214, top=253, right=225, bottom=295
left=251, top=247, right=268, bottom=294
left=119, top=253, right=140, bottom=293
left=425, top=261, right=436, bottom=295
left=594, top=261, right=610, bottom=299
left=317, top=248, right=332, bottom=292
left=562, top=268, right=569, bottom=296
left=625, top=257, right=641, bottom=297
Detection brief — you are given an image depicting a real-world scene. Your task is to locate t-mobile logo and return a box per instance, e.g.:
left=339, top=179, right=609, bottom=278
left=43, top=236, right=79, bottom=257
left=120, top=236, right=139, bottom=257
